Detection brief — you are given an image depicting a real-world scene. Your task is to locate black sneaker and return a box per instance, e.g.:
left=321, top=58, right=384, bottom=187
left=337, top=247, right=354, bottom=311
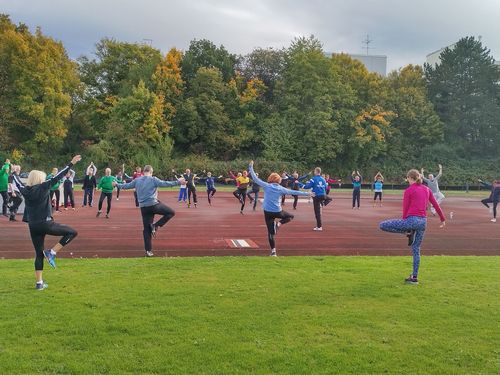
left=406, top=230, right=416, bottom=246
left=405, top=275, right=418, bottom=284
left=9, top=216, right=16, bottom=222
left=105, top=214, right=109, bottom=219
left=96, top=211, right=101, bottom=218
left=150, top=223, right=157, bottom=238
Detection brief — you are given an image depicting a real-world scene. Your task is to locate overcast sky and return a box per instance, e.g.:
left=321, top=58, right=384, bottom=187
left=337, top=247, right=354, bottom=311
left=1, top=0, right=499, bottom=72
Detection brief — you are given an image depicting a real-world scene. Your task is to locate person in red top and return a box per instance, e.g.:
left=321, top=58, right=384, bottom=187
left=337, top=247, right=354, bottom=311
left=132, top=167, right=144, bottom=207
left=379, top=169, right=446, bottom=284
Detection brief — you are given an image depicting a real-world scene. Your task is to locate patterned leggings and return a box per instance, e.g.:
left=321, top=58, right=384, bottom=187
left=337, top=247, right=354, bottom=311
left=379, top=216, right=427, bottom=277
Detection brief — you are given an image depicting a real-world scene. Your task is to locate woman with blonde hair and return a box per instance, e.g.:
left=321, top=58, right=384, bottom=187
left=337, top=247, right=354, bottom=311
left=379, top=169, right=445, bottom=284
left=248, top=161, right=312, bottom=257
left=13, top=155, right=81, bottom=290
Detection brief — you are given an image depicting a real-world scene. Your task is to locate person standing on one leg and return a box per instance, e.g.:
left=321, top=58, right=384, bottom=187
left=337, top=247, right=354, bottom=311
left=8, top=164, right=24, bottom=221
left=205, top=172, right=217, bottom=205
left=13, top=155, right=81, bottom=290
left=117, top=165, right=182, bottom=257
left=379, top=169, right=446, bottom=285
left=1, top=159, right=12, bottom=217
left=82, top=169, right=97, bottom=207
left=303, top=168, right=332, bottom=231
left=478, top=179, right=500, bottom=223
left=248, top=173, right=261, bottom=211
left=351, top=171, right=362, bottom=209
left=249, top=161, right=312, bottom=256
left=96, top=168, right=117, bottom=219
left=422, top=164, right=445, bottom=216
left=230, top=170, right=250, bottom=214
left=373, top=172, right=384, bottom=207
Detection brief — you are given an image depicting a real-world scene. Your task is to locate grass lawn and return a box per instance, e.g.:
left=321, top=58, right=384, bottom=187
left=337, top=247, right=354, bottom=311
left=0, top=256, right=498, bottom=374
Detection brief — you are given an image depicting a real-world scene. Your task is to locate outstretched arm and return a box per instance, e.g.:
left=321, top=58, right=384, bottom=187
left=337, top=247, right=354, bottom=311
left=154, top=177, right=181, bottom=188
left=42, top=155, right=81, bottom=189
left=248, top=161, right=270, bottom=189
left=118, top=179, right=137, bottom=190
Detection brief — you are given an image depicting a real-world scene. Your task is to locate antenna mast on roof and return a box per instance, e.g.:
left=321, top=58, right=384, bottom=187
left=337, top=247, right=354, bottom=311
left=362, top=34, right=373, bottom=55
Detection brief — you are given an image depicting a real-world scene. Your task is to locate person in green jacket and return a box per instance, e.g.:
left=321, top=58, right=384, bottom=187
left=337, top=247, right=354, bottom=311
left=96, top=168, right=117, bottom=218
left=1, top=159, right=12, bottom=216
left=47, top=167, right=62, bottom=212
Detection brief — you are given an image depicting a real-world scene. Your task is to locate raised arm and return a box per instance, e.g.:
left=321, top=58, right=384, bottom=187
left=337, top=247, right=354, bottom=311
left=42, top=155, right=81, bottom=189
left=248, top=162, right=270, bottom=189
left=435, top=164, right=443, bottom=180
left=154, top=177, right=180, bottom=188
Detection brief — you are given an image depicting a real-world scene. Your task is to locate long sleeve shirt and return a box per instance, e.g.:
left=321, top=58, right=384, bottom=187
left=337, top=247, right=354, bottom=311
left=303, top=175, right=327, bottom=197
left=15, top=163, right=73, bottom=223
left=0, top=162, right=12, bottom=191
left=83, top=175, right=97, bottom=190
left=249, top=164, right=309, bottom=212
left=205, top=177, right=215, bottom=190
left=118, top=176, right=178, bottom=207
left=481, top=181, right=500, bottom=200
left=403, top=183, right=445, bottom=222
left=351, top=176, right=362, bottom=190
left=98, top=175, right=117, bottom=193
left=422, top=171, right=442, bottom=194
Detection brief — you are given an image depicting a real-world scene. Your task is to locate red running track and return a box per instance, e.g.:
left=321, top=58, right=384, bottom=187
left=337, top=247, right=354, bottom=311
left=0, top=191, right=498, bottom=259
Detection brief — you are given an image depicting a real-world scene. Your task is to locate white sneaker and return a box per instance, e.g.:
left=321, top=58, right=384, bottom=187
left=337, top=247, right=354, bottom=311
left=313, top=227, right=323, bottom=231
left=145, top=251, right=154, bottom=257
left=116, top=198, right=119, bottom=201
left=491, top=218, right=497, bottom=223
left=270, top=250, right=277, bottom=257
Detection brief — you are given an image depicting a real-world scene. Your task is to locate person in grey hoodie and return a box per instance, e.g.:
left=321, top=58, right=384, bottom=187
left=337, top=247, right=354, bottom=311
left=421, top=164, right=444, bottom=215
left=116, top=165, right=183, bottom=257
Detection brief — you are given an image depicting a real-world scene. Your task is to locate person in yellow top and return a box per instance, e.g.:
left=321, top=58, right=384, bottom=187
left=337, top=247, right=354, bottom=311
left=229, top=170, right=250, bottom=214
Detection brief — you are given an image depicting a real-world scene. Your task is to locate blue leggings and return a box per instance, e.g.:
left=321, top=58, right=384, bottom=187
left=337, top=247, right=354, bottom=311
left=379, top=216, right=427, bottom=277
left=178, top=187, right=187, bottom=202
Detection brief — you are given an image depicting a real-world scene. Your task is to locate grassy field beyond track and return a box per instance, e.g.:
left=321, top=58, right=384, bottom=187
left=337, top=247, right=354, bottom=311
left=0, top=257, right=498, bottom=374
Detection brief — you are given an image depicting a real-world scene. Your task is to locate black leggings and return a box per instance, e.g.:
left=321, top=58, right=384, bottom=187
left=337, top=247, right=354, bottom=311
left=233, top=188, right=247, bottom=211
left=9, top=193, right=23, bottom=218
left=187, top=186, right=197, bottom=204
left=98, top=192, right=113, bottom=214
left=374, top=192, right=382, bottom=201
left=140, top=202, right=175, bottom=252
left=207, top=188, right=216, bottom=204
left=64, top=188, right=75, bottom=208
left=134, top=191, right=139, bottom=207
left=312, top=196, right=330, bottom=228
left=352, top=189, right=361, bottom=208
left=50, top=189, right=60, bottom=211
left=481, top=198, right=498, bottom=218
left=264, top=210, right=294, bottom=249
left=116, top=186, right=121, bottom=199
left=1, top=191, right=9, bottom=215
left=29, top=221, right=78, bottom=270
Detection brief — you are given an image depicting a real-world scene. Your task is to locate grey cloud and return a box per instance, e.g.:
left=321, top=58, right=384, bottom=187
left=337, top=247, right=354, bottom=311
left=1, top=0, right=499, bottom=72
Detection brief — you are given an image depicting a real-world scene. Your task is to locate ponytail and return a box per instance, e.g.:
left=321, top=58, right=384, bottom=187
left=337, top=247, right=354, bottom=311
left=407, top=169, right=422, bottom=184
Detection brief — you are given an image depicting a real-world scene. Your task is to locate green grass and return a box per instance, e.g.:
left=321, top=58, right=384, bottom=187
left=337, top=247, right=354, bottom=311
left=0, top=257, right=498, bottom=374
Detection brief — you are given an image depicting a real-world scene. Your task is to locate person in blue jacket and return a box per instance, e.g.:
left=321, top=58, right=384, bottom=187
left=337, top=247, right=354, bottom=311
left=205, top=172, right=217, bottom=205
left=248, top=161, right=312, bottom=257
left=302, top=167, right=332, bottom=231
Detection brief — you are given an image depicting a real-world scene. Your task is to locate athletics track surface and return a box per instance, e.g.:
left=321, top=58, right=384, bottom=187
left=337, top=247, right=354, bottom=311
left=1, top=191, right=498, bottom=259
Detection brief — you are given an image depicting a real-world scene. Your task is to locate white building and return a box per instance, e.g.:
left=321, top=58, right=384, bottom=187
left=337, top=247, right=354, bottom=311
left=427, top=42, right=499, bottom=67
left=327, top=53, right=387, bottom=76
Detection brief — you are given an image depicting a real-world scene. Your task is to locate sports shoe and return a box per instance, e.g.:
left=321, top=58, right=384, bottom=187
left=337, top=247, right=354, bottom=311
left=116, top=198, right=119, bottom=201
left=240, top=210, right=244, bottom=215
left=313, top=227, right=323, bottom=231
left=43, top=250, right=57, bottom=269
left=405, top=275, right=418, bottom=284
left=406, top=230, right=416, bottom=246
left=9, top=216, right=16, bottom=222
left=491, top=218, right=497, bottom=223
left=96, top=211, right=101, bottom=217
left=270, top=250, right=277, bottom=257
left=150, top=223, right=157, bottom=238
left=105, top=214, right=109, bottom=219
left=64, top=207, right=68, bottom=211
left=194, top=203, right=197, bottom=208
left=36, top=281, right=48, bottom=290
left=145, top=251, right=154, bottom=257
left=187, top=203, right=191, bottom=208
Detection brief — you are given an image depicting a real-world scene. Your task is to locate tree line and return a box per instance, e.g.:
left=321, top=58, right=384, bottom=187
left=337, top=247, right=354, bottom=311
left=1, top=14, right=499, bottom=183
